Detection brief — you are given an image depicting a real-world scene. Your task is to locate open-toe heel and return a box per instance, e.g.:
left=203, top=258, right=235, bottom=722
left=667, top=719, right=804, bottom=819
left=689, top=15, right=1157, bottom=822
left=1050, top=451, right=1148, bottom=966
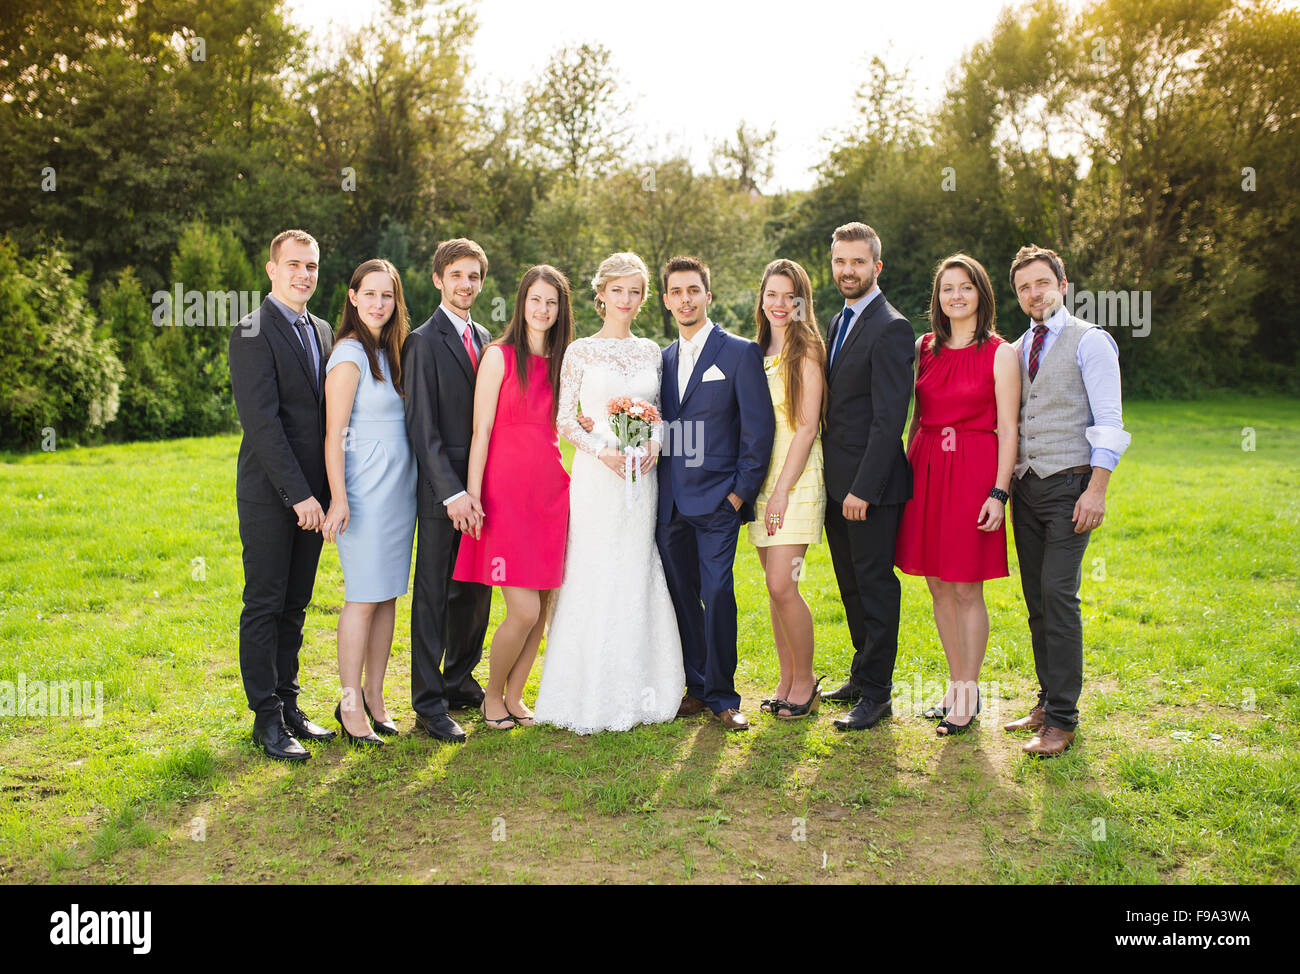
left=775, top=676, right=825, bottom=720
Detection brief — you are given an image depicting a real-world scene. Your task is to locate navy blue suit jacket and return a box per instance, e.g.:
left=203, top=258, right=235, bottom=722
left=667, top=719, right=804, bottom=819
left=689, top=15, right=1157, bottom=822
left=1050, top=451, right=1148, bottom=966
left=657, top=323, right=775, bottom=524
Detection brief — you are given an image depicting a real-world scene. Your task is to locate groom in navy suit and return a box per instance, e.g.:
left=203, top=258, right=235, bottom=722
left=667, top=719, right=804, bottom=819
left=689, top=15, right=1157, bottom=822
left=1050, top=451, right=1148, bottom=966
left=657, top=256, right=774, bottom=731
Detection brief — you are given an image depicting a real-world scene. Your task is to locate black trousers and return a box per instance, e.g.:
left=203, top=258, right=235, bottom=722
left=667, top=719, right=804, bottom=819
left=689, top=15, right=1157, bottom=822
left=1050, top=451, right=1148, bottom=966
left=410, top=512, right=491, bottom=718
left=656, top=503, right=742, bottom=714
left=237, top=498, right=324, bottom=728
left=824, top=499, right=904, bottom=704
left=1011, top=468, right=1093, bottom=731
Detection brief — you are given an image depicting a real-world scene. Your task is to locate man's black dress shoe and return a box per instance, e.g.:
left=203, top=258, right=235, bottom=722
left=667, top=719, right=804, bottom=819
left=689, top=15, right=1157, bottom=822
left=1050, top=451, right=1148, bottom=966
left=282, top=704, right=336, bottom=742
left=253, top=722, right=311, bottom=762
left=414, top=713, right=467, bottom=743
left=821, top=680, right=861, bottom=703
left=832, top=697, right=892, bottom=732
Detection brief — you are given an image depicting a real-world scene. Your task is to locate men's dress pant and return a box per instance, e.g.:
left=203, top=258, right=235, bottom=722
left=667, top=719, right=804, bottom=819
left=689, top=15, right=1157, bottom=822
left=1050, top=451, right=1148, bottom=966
left=411, top=513, right=491, bottom=719
left=824, top=499, right=904, bottom=705
left=1011, top=468, right=1093, bottom=732
left=656, top=503, right=742, bottom=714
left=238, top=499, right=324, bottom=728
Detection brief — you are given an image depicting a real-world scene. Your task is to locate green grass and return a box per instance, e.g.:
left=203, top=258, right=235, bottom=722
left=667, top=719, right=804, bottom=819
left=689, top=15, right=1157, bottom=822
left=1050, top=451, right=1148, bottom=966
left=0, top=395, right=1296, bottom=883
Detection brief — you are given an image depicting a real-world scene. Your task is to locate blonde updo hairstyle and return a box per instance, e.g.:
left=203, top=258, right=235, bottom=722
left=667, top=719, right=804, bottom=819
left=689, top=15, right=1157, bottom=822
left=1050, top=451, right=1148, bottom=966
left=591, top=252, right=651, bottom=319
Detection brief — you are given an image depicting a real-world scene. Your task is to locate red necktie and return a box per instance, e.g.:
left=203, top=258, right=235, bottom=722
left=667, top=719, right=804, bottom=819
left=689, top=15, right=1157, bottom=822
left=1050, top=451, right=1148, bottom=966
left=462, top=324, right=478, bottom=372
left=1027, top=324, right=1047, bottom=381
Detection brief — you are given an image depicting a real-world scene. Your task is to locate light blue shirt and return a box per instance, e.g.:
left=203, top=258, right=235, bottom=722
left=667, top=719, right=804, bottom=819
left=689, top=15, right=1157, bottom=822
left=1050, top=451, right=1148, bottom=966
left=1021, top=305, right=1131, bottom=470
left=830, top=285, right=880, bottom=366
left=267, top=293, right=309, bottom=331
left=267, top=293, right=319, bottom=377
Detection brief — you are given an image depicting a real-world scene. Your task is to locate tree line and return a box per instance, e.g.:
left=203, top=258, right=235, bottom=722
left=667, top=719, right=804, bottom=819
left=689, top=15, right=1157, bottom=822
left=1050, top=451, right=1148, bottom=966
left=1, top=0, right=1295, bottom=449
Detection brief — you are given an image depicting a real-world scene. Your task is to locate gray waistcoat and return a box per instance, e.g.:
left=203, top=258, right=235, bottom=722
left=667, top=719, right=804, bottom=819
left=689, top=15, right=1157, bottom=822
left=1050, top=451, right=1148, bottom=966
left=1017, top=317, right=1095, bottom=478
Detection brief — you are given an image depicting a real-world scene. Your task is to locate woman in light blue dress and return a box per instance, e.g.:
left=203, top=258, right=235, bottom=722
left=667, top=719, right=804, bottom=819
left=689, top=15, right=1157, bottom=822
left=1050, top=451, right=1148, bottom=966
left=321, top=258, right=417, bottom=747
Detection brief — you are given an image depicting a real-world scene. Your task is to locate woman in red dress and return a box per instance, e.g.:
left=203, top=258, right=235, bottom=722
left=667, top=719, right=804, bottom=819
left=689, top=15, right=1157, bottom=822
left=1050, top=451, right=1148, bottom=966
left=894, top=254, right=1020, bottom=736
left=454, top=265, right=574, bottom=730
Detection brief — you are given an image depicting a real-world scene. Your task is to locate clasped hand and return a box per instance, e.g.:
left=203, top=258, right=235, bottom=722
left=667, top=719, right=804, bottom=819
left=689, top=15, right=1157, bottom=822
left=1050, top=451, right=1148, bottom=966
left=448, top=493, right=485, bottom=538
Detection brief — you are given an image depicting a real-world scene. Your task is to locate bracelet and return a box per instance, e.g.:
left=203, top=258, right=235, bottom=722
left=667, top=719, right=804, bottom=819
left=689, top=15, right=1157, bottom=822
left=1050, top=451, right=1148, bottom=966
left=988, top=487, right=1009, bottom=504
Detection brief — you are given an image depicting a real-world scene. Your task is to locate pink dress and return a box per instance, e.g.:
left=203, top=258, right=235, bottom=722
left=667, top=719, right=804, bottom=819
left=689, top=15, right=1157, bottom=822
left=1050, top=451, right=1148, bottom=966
left=454, top=350, right=569, bottom=589
left=894, top=333, right=1009, bottom=583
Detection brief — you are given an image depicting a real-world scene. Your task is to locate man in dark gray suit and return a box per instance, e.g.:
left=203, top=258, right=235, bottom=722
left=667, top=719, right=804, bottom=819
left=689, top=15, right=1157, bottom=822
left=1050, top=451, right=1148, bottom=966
left=402, top=238, right=494, bottom=743
left=229, top=229, right=336, bottom=761
left=818, top=222, right=916, bottom=731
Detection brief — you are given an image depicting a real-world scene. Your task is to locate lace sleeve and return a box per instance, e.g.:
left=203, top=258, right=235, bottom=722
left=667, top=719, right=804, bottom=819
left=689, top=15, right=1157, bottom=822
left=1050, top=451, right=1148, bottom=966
left=558, top=340, right=606, bottom=457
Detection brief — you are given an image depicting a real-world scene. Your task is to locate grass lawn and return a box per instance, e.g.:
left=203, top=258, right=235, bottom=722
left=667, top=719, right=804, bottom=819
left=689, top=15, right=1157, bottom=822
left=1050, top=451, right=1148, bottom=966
left=1, top=395, right=1297, bottom=884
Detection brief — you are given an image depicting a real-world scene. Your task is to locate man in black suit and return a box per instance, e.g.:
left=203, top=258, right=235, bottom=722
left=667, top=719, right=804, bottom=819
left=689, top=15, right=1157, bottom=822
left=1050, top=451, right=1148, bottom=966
left=401, top=238, right=494, bottom=743
left=818, top=222, right=916, bottom=731
left=229, top=229, right=337, bottom=761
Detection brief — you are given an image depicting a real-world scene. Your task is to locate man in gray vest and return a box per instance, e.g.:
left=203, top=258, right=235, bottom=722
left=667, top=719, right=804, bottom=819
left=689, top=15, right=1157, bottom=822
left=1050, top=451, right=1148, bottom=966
left=1004, top=245, right=1131, bottom=757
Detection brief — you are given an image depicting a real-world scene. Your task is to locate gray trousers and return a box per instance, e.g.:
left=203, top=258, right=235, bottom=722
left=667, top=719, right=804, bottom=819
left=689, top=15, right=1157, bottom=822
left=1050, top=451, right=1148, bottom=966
left=1011, top=468, right=1093, bottom=731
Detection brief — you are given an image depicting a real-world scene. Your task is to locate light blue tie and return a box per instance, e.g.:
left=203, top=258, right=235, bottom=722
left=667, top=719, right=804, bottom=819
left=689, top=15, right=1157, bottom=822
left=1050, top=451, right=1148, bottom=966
left=829, top=306, right=855, bottom=368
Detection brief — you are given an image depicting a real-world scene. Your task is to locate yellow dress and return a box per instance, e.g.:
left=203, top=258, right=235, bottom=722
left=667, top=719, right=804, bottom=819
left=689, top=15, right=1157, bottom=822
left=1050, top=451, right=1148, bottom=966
left=748, top=353, right=826, bottom=547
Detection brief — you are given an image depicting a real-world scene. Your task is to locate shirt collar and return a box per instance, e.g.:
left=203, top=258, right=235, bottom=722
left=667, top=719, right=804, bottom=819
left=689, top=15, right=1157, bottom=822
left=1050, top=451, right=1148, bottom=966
left=682, top=319, right=714, bottom=351
left=267, top=293, right=307, bottom=326
left=1032, top=304, right=1069, bottom=334
left=844, top=285, right=880, bottom=320
left=441, top=303, right=472, bottom=335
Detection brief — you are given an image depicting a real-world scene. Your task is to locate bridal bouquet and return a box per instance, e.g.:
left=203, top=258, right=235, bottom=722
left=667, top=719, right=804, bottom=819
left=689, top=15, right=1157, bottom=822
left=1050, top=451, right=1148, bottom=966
left=607, top=396, right=660, bottom=504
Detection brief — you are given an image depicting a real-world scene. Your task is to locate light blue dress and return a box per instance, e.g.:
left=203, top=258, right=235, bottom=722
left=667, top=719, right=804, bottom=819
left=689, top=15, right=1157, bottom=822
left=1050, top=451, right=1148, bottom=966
left=326, top=338, right=417, bottom=602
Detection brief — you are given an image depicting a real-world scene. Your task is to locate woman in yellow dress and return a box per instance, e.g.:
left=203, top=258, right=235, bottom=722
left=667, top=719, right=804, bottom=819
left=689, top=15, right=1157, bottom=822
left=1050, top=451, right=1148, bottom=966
left=748, top=258, right=827, bottom=719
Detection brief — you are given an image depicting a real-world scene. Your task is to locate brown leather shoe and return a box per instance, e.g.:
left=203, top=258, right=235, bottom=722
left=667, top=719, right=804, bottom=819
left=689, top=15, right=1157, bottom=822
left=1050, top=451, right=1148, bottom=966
left=714, top=708, right=749, bottom=731
left=1003, top=704, right=1045, bottom=733
left=676, top=694, right=708, bottom=718
left=1022, top=725, right=1075, bottom=757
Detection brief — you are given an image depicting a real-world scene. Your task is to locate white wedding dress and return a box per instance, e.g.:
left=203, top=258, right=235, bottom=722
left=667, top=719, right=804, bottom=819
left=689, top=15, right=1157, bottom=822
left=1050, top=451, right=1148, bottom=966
left=534, top=336, right=685, bottom=734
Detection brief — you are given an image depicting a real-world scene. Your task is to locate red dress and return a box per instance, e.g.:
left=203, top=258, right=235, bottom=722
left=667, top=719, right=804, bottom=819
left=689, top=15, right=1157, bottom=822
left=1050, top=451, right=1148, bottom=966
left=453, top=351, right=570, bottom=589
left=894, top=333, right=1009, bottom=583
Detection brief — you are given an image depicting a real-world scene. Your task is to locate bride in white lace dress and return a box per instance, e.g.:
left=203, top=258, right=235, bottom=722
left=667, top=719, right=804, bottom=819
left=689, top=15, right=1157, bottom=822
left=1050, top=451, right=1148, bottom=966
left=534, top=253, right=685, bottom=733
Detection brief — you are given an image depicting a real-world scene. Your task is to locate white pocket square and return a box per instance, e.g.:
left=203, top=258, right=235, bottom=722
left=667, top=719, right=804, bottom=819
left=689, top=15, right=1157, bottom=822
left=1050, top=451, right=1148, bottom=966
left=701, top=365, right=726, bottom=382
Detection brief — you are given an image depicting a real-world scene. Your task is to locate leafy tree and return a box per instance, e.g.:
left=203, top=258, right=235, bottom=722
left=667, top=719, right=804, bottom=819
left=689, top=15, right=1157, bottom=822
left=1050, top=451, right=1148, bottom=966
left=523, top=43, right=633, bottom=180
left=0, top=237, right=122, bottom=448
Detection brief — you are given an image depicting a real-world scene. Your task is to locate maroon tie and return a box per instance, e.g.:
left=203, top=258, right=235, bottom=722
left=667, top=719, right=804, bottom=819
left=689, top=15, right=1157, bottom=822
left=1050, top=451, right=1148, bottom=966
left=1027, top=324, right=1047, bottom=381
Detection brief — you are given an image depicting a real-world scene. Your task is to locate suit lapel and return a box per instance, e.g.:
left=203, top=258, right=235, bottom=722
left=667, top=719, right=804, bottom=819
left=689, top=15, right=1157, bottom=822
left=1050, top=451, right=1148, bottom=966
left=267, top=300, right=320, bottom=398
left=680, top=325, right=724, bottom=407
left=828, top=293, right=885, bottom=385
left=664, top=340, right=681, bottom=412
left=310, top=315, right=330, bottom=395
left=435, top=307, right=475, bottom=384
left=825, top=310, right=842, bottom=372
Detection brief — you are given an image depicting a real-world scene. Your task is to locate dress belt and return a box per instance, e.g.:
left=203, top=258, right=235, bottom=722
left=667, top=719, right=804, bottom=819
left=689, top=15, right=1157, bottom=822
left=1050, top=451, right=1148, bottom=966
left=917, top=424, right=995, bottom=434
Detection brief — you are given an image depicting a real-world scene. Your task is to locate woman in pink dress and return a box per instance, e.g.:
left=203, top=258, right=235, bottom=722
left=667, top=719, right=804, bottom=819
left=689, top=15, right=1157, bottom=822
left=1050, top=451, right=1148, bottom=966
left=894, top=254, right=1020, bottom=737
left=454, top=265, right=574, bottom=730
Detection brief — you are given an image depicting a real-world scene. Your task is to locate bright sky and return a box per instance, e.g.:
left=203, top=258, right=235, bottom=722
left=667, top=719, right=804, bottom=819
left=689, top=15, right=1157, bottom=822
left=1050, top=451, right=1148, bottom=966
left=288, top=0, right=1028, bottom=191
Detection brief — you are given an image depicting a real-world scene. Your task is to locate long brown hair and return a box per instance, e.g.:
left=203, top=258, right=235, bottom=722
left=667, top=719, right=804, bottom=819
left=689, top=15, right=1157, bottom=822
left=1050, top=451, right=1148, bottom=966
left=926, top=253, right=998, bottom=355
left=337, top=258, right=410, bottom=395
left=497, top=265, right=574, bottom=419
left=754, top=258, right=826, bottom=430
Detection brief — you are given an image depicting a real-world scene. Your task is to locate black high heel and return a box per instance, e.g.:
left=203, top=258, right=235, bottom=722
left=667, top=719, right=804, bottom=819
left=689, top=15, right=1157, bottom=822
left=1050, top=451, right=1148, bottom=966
left=336, top=701, right=385, bottom=747
left=936, top=690, right=981, bottom=737
left=774, top=676, right=825, bottom=720
left=362, top=690, right=399, bottom=736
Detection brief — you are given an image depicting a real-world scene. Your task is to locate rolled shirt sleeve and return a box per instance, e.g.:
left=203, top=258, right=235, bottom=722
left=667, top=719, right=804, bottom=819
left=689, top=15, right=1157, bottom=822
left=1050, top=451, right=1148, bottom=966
left=1078, top=327, right=1132, bottom=470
